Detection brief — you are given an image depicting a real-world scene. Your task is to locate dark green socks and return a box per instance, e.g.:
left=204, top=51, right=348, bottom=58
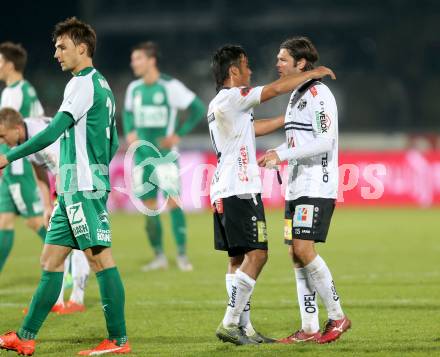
left=145, top=215, right=163, bottom=255
left=18, top=270, right=64, bottom=340
left=0, top=230, right=14, bottom=273
left=36, top=226, right=47, bottom=242
left=170, top=207, right=187, bottom=255
left=96, top=267, right=127, bottom=345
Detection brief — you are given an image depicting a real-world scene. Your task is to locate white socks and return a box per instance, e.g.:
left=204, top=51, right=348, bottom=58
left=225, top=273, right=255, bottom=334
left=69, top=250, right=90, bottom=304
left=55, top=255, right=71, bottom=306
left=223, top=269, right=255, bottom=328
left=295, top=267, right=320, bottom=333
left=304, top=255, right=344, bottom=321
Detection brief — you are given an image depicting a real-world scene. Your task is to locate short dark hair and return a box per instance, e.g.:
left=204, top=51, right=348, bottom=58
left=211, top=45, right=247, bottom=92
left=0, top=107, right=23, bottom=128
left=0, top=42, right=27, bottom=73
left=280, top=37, right=319, bottom=71
left=53, top=17, right=97, bottom=57
left=132, top=41, right=159, bottom=59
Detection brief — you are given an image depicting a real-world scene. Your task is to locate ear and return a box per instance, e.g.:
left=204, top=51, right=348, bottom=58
left=78, top=43, right=87, bottom=56
left=229, top=65, right=240, bottom=78
left=297, top=58, right=307, bottom=71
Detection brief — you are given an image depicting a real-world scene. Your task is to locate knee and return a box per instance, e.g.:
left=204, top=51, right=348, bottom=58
left=229, top=255, right=244, bottom=271
left=248, top=249, right=268, bottom=267
left=26, top=217, right=43, bottom=232
left=292, top=244, right=314, bottom=266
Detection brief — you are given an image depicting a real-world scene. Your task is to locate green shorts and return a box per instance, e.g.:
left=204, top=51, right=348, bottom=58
left=132, top=160, right=181, bottom=200
left=46, top=191, right=111, bottom=250
left=0, top=172, right=43, bottom=218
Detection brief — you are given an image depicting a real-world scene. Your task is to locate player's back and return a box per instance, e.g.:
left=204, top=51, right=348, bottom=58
left=207, top=86, right=263, bottom=203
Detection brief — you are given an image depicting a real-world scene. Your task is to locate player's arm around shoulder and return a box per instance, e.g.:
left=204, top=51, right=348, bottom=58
left=260, top=66, right=336, bottom=103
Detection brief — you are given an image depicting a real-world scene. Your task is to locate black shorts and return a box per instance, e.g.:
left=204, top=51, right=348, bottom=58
left=213, top=194, right=268, bottom=257
left=284, top=196, right=335, bottom=244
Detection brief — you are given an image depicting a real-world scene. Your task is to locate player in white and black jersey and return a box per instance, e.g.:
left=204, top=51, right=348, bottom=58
left=259, top=37, right=350, bottom=344
left=209, top=44, right=335, bottom=345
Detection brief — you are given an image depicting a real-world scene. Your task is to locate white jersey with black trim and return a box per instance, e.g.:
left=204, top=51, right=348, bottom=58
left=284, top=81, right=338, bottom=200
left=208, top=86, right=263, bottom=204
left=24, top=117, right=60, bottom=175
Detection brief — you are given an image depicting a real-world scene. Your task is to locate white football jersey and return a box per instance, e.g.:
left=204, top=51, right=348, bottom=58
left=208, top=86, right=263, bottom=203
left=24, top=117, right=60, bottom=175
left=284, top=81, right=338, bottom=200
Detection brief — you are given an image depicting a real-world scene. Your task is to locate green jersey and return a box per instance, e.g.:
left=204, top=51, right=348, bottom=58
left=0, top=79, right=44, bottom=181
left=123, top=74, right=195, bottom=159
left=0, top=79, right=44, bottom=117
left=57, top=67, right=118, bottom=193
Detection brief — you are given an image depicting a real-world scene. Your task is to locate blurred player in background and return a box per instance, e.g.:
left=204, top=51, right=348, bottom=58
left=209, top=44, right=335, bottom=345
left=123, top=41, right=206, bottom=272
left=0, top=108, right=90, bottom=314
left=259, top=37, right=351, bottom=344
left=0, top=42, right=48, bottom=274
left=0, top=17, right=129, bottom=355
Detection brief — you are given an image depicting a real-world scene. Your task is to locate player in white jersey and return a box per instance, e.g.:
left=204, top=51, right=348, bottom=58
left=259, top=37, right=350, bottom=344
left=209, top=44, right=335, bottom=345
left=0, top=107, right=90, bottom=314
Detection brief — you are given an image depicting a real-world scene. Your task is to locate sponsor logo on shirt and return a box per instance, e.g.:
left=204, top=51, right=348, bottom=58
left=322, top=152, right=329, bottom=183
left=315, top=110, right=331, bottom=134
left=309, top=86, right=318, bottom=97
left=97, top=228, right=111, bottom=242
left=237, top=145, right=249, bottom=182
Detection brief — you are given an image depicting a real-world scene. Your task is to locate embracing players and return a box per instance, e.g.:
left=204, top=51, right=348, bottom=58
left=208, top=44, right=335, bottom=345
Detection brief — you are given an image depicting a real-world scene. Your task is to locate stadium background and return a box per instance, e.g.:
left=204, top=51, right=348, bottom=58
left=1, top=1, right=439, bottom=356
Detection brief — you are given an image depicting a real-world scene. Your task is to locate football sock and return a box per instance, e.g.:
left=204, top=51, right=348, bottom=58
left=145, top=215, right=163, bottom=255
left=170, top=207, right=187, bottom=255
left=0, top=230, right=14, bottom=273
left=70, top=250, right=90, bottom=304
left=304, top=255, right=344, bottom=320
left=222, top=269, right=255, bottom=327
left=18, top=271, right=64, bottom=340
left=36, top=226, right=46, bottom=242
left=295, top=267, right=320, bottom=333
left=55, top=256, right=71, bottom=306
left=225, top=273, right=254, bottom=333
left=96, top=267, right=127, bottom=346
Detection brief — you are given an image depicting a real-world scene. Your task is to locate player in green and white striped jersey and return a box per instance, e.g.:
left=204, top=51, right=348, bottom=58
left=0, top=42, right=49, bottom=274
left=124, top=41, right=206, bottom=272
left=0, top=18, right=129, bottom=356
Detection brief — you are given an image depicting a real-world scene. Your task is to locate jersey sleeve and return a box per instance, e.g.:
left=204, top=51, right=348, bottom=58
left=58, top=77, right=94, bottom=122
left=0, top=87, right=23, bottom=111
left=229, top=86, right=263, bottom=112
left=309, top=85, right=337, bottom=140
left=165, top=79, right=196, bottom=110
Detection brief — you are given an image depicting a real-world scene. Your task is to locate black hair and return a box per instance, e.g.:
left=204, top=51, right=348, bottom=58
left=211, top=44, right=247, bottom=92
left=280, top=36, right=319, bottom=71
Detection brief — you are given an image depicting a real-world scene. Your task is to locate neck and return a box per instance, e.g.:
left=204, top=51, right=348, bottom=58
left=142, top=67, right=160, bottom=85
left=6, top=71, right=23, bottom=86
left=72, top=58, right=94, bottom=75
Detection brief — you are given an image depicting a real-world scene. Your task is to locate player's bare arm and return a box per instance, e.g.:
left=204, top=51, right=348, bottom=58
left=260, top=66, right=335, bottom=103
left=254, top=115, right=284, bottom=137
left=0, top=154, right=8, bottom=169
left=32, top=163, right=54, bottom=228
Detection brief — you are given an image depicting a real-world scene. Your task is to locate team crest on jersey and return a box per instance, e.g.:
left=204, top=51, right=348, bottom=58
left=240, top=87, right=252, bottom=97
left=297, top=99, right=307, bottom=111
left=153, top=92, right=165, bottom=104
left=293, top=204, right=314, bottom=228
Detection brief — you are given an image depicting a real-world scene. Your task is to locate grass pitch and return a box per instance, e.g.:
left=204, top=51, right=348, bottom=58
left=1, top=207, right=439, bottom=356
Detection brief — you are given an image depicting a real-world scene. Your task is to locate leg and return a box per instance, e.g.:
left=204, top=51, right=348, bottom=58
left=168, top=198, right=192, bottom=271
left=25, top=216, right=47, bottom=242
left=83, top=246, right=127, bottom=346
left=18, top=244, right=71, bottom=340
left=0, top=213, right=15, bottom=273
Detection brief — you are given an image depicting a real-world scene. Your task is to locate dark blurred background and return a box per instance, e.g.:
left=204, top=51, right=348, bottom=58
left=1, top=0, right=439, bottom=135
